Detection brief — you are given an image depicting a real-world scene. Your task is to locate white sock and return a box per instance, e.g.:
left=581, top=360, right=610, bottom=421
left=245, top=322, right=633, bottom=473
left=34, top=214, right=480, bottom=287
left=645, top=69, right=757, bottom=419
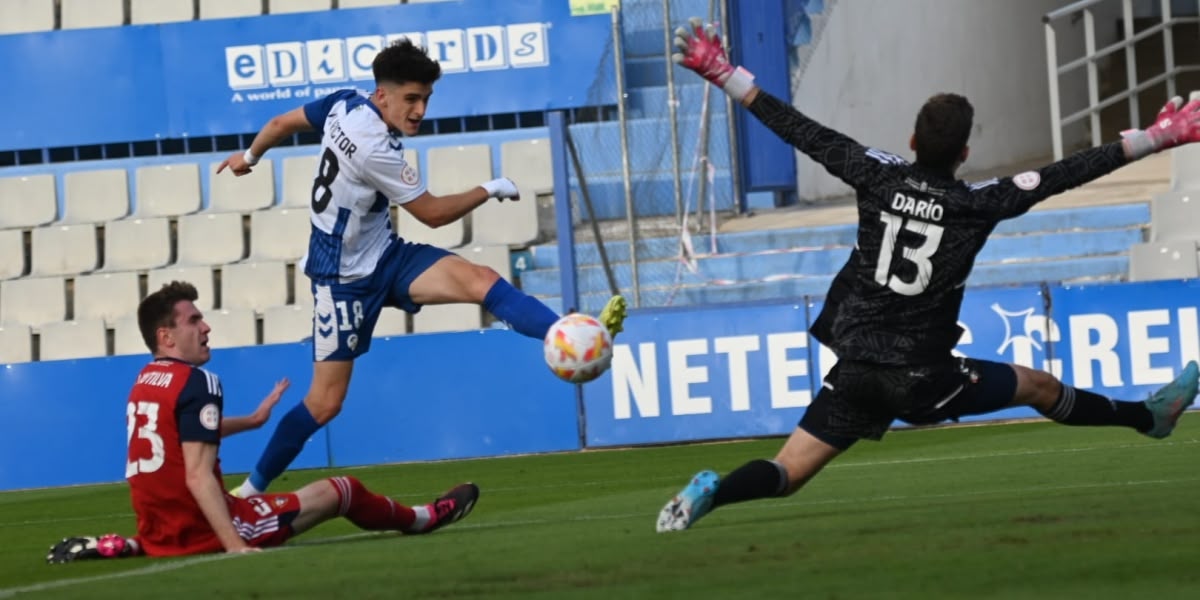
left=409, top=505, right=434, bottom=532
left=235, top=480, right=263, bottom=497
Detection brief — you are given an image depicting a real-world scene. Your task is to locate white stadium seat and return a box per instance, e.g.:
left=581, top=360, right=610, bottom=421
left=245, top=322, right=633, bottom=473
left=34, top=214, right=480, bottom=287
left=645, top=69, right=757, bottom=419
left=112, top=315, right=147, bottom=357
left=398, top=147, right=467, bottom=247
left=250, top=208, right=310, bottom=261
left=221, top=261, right=288, bottom=313
left=268, top=0, right=333, bottom=15
left=340, top=0, right=400, bottom=7
left=0, top=324, right=33, bottom=364
left=61, top=0, right=125, bottom=30
left=135, top=163, right=202, bottom=217
left=1149, top=191, right=1200, bottom=243
left=280, top=155, right=318, bottom=209
left=1170, top=143, right=1200, bottom=192
left=263, top=304, right=312, bottom=344
left=470, top=138, right=547, bottom=245
left=203, top=308, right=258, bottom=349
left=74, top=271, right=141, bottom=324
left=147, top=266, right=216, bottom=310
left=1128, top=240, right=1199, bottom=282
left=0, top=277, right=66, bottom=328
left=103, top=218, right=172, bottom=272
left=375, top=308, right=408, bottom=337
left=0, top=0, right=55, bottom=34
left=130, top=0, right=194, bottom=24
left=30, top=224, right=99, bottom=277
left=294, top=267, right=313, bottom=307
left=0, top=229, right=25, bottom=280
left=209, top=161, right=275, bottom=213
left=39, top=319, right=108, bottom=361
left=63, top=169, right=130, bottom=224
left=0, top=174, right=57, bottom=229
left=412, top=304, right=482, bottom=334
left=199, top=0, right=264, bottom=20
left=176, top=212, right=246, bottom=266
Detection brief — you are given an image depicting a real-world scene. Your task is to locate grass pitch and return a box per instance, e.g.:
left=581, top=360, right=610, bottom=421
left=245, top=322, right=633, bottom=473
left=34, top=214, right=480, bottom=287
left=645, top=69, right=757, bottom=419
left=2, top=416, right=1198, bottom=599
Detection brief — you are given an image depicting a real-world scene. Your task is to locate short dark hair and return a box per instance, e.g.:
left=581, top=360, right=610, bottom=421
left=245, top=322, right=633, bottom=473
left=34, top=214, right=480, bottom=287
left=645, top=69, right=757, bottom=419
left=373, top=38, right=441, bottom=86
left=137, top=281, right=198, bottom=353
left=913, top=93, right=974, bottom=171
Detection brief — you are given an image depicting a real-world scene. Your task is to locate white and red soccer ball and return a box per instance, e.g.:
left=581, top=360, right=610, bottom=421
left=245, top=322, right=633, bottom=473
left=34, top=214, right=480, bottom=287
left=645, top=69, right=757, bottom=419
left=543, top=313, right=613, bottom=383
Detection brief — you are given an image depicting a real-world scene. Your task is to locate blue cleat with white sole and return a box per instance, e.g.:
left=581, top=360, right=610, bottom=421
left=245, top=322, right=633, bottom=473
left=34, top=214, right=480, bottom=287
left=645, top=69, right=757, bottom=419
left=1144, top=360, right=1199, bottom=439
left=656, top=470, right=719, bottom=532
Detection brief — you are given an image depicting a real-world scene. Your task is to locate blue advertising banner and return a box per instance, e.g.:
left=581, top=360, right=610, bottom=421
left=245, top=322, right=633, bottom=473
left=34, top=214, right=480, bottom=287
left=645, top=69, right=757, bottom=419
left=0, top=0, right=615, bottom=150
left=584, top=302, right=818, bottom=447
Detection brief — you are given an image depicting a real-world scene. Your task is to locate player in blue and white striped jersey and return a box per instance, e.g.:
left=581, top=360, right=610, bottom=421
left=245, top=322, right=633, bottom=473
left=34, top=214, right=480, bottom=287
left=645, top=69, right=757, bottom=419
left=217, top=40, right=626, bottom=496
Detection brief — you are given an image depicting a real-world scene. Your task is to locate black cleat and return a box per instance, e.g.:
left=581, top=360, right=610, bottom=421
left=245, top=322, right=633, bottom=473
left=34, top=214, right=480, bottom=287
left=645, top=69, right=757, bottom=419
left=46, top=534, right=132, bottom=564
left=418, top=483, right=479, bottom=534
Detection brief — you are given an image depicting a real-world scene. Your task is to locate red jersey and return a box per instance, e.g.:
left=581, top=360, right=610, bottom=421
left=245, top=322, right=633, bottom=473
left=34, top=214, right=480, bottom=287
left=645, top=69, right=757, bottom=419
left=125, top=357, right=226, bottom=556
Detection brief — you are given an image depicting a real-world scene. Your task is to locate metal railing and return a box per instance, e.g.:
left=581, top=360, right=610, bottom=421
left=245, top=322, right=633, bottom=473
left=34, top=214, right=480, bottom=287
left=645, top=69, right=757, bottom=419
left=1044, top=0, right=1200, bottom=159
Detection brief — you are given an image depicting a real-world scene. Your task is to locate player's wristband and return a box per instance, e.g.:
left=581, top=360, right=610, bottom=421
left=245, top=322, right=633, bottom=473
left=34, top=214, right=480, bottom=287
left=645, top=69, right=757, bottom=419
left=243, top=149, right=260, bottom=166
left=1121, top=130, right=1157, bottom=161
left=722, top=67, right=756, bottom=104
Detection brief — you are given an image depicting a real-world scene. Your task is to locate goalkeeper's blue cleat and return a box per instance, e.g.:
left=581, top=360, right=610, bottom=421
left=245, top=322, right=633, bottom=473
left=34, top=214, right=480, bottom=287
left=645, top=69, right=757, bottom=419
left=599, top=295, right=627, bottom=339
left=656, top=470, right=719, bottom=532
left=1144, top=360, right=1199, bottom=439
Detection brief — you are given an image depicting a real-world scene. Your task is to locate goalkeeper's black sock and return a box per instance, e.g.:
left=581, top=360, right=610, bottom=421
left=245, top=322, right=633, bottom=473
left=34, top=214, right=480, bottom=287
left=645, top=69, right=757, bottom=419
left=712, top=459, right=789, bottom=508
left=1040, top=385, right=1153, bottom=432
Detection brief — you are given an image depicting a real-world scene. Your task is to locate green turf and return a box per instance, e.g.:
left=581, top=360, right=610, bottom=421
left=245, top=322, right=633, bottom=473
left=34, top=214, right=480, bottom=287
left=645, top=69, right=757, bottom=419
left=3, top=417, right=1199, bottom=599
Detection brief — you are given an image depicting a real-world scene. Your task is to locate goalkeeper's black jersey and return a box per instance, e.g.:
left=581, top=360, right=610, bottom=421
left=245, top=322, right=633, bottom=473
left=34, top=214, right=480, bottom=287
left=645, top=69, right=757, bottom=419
left=747, top=92, right=1128, bottom=365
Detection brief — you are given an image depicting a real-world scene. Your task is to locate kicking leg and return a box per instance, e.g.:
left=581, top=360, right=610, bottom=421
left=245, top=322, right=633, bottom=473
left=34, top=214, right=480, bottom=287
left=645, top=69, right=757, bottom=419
left=235, top=361, right=352, bottom=496
left=408, top=254, right=560, bottom=339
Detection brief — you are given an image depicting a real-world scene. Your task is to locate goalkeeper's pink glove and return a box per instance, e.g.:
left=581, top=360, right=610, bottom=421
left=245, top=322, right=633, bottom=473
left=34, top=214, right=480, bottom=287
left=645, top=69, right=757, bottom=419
left=1122, top=91, right=1200, bottom=160
left=672, top=17, right=756, bottom=103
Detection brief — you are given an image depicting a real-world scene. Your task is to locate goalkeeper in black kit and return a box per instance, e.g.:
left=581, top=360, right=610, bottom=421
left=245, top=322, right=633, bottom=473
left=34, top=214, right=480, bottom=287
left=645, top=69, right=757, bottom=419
left=656, top=18, right=1200, bottom=532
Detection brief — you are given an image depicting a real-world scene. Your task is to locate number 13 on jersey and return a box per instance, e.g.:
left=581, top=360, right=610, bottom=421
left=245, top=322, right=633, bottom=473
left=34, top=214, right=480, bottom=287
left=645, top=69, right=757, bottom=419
left=874, top=212, right=944, bottom=296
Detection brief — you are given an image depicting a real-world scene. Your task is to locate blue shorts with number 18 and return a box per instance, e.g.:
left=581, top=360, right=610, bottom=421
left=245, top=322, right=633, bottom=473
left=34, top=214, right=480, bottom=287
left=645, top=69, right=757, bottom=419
left=307, top=238, right=451, bottom=361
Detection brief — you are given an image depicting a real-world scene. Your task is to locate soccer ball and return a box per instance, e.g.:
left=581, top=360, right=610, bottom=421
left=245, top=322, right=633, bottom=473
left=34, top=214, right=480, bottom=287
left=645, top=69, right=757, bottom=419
left=543, top=313, right=613, bottom=383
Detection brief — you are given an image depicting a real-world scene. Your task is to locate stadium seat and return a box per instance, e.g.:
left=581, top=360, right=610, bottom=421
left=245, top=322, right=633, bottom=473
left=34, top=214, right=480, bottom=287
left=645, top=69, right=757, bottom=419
left=103, top=218, right=172, bottom=272
left=203, top=308, right=258, bottom=349
left=262, top=304, right=312, bottom=344
left=0, top=174, right=57, bottom=229
left=1128, top=240, right=1199, bottom=282
left=412, top=304, right=482, bottom=334
left=176, top=212, right=246, bottom=266
left=280, top=155, right=318, bottom=209
left=1149, top=191, right=1200, bottom=242
left=61, top=0, right=125, bottom=29
left=294, top=267, right=313, bottom=307
left=0, top=324, right=33, bottom=364
left=209, top=161, right=275, bottom=213
left=268, top=0, right=333, bottom=14
left=0, top=0, right=55, bottom=34
left=130, top=0, right=194, bottom=24
left=470, top=138, right=547, bottom=245
left=74, top=271, right=141, bottom=325
left=457, top=244, right=512, bottom=281
left=112, top=315, right=147, bottom=357
left=1170, top=143, right=1200, bottom=192
left=0, top=277, right=66, bottom=328
left=250, top=208, right=310, bottom=261
left=30, top=224, right=99, bottom=277
left=199, top=0, right=263, bottom=19
left=147, top=266, right=216, bottom=310
left=340, top=0, right=401, bottom=7
left=39, top=319, right=108, bottom=361
left=62, top=169, right=130, bottom=224
left=0, top=229, right=25, bottom=280
left=134, top=163, right=202, bottom=217
left=399, top=147, right=467, bottom=247
left=221, top=261, right=288, bottom=313
left=375, top=308, right=408, bottom=337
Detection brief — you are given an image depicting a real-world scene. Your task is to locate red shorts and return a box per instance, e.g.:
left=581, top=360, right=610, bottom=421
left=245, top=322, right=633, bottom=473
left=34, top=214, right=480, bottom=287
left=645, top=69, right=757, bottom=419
left=227, top=492, right=303, bottom=548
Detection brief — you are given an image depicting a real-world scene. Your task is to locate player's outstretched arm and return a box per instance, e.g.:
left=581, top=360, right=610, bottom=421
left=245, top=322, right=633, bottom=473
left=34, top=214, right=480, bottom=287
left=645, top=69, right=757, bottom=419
left=1122, top=91, right=1200, bottom=160
left=217, top=107, right=314, bottom=176
left=401, top=178, right=520, bottom=228
left=221, top=378, right=289, bottom=438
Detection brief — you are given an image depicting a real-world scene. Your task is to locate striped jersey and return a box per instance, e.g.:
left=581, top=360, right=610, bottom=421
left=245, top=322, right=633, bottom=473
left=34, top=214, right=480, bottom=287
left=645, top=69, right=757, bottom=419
left=300, top=89, right=426, bottom=284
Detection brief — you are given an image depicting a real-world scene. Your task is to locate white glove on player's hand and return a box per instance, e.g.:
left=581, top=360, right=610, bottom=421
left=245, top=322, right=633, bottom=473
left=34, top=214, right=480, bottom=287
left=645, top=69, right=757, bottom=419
left=481, top=177, right=520, bottom=201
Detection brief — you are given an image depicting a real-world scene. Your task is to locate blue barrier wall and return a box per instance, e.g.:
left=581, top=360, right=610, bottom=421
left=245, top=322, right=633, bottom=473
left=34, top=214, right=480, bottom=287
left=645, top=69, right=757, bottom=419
left=0, top=0, right=614, bottom=151
left=4, top=279, right=1199, bottom=490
